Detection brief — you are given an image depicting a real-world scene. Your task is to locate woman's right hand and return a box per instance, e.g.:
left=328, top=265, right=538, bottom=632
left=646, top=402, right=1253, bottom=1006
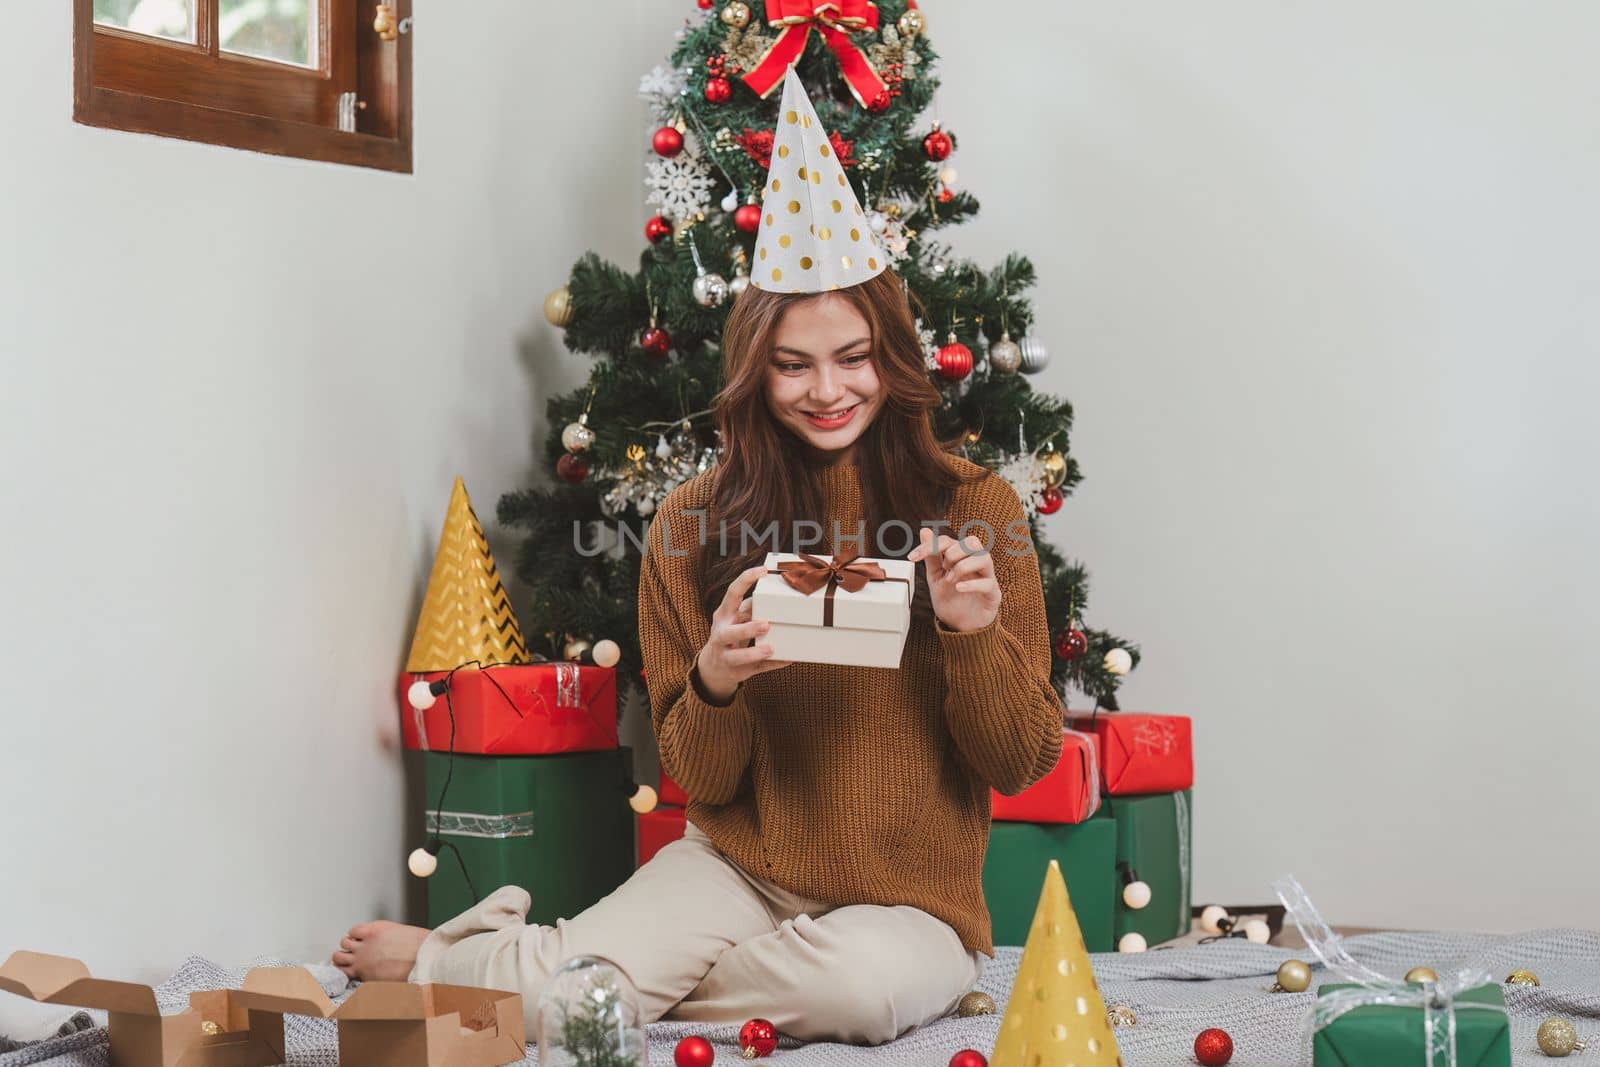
left=696, top=564, right=793, bottom=703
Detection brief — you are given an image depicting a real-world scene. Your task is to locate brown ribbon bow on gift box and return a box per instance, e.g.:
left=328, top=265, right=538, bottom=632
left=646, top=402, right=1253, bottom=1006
left=768, top=546, right=910, bottom=628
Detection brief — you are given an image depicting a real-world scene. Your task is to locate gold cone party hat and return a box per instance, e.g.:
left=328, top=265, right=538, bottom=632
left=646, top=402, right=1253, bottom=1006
left=750, top=67, right=888, bottom=294
left=405, top=477, right=530, bottom=672
left=990, top=860, right=1123, bottom=1067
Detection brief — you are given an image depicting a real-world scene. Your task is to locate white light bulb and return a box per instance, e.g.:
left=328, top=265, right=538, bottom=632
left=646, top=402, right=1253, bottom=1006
left=407, top=680, right=437, bottom=711
left=407, top=847, right=438, bottom=878
left=939, top=166, right=958, bottom=187
left=1242, top=919, right=1271, bottom=944
left=1118, top=932, right=1147, bottom=953
left=1200, top=904, right=1230, bottom=934
left=1122, top=880, right=1152, bottom=910
left=592, top=639, right=621, bottom=669
left=629, top=784, right=658, bottom=815
left=721, top=189, right=740, bottom=212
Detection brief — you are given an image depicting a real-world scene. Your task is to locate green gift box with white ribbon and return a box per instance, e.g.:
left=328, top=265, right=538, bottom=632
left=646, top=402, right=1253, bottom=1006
left=1313, top=982, right=1510, bottom=1066
left=1109, top=790, right=1192, bottom=947
left=422, top=749, right=634, bottom=928
left=982, top=811, right=1116, bottom=950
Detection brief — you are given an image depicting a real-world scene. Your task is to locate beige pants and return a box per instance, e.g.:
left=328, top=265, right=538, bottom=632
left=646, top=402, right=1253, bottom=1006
left=410, top=821, right=986, bottom=1046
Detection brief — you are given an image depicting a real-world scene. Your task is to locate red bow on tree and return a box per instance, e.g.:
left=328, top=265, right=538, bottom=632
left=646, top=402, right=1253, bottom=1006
left=741, top=0, right=890, bottom=108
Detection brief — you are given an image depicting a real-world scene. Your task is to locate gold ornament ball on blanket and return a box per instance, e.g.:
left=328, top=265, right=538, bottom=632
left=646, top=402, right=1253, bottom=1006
left=1274, top=959, right=1311, bottom=993
left=956, top=991, right=996, bottom=1017
left=1537, top=1017, right=1583, bottom=1057
left=1506, top=969, right=1540, bottom=987
left=1107, top=1005, right=1137, bottom=1028
left=1404, top=966, right=1438, bottom=984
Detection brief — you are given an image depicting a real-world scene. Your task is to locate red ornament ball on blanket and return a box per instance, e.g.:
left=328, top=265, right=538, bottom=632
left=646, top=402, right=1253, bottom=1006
left=674, top=1035, right=714, bottom=1067
left=1194, top=1027, right=1234, bottom=1066
left=739, top=1018, right=778, bottom=1057
left=949, top=1051, right=988, bottom=1067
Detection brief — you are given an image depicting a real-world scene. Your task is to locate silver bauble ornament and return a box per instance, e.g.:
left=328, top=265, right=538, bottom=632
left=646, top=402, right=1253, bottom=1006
left=989, top=331, right=1023, bottom=375
left=561, top=414, right=594, bottom=453
left=692, top=270, right=730, bottom=308
left=1018, top=335, right=1051, bottom=374
left=670, top=425, right=697, bottom=454
left=655, top=433, right=673, bottom=460
left=729, top=270, right=750, bottom=296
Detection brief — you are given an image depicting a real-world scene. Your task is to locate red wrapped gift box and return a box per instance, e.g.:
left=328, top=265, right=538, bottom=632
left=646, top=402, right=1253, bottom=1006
left=399, top=663, right=617, bottom=755
left=991, top=729, right=1101, bottom=824
left=1065, top=712, right=1193, bottom=796
left=638, top=807, right=687, bottom=866
left=658, top=768, right=688, bottom=808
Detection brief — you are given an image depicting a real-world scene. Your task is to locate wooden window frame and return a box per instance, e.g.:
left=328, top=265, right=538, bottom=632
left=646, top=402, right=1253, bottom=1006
left=73, top=0, right=412, bottom=173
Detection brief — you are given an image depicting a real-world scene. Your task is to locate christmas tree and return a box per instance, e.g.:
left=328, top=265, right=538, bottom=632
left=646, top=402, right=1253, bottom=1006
left=499, top=0, right=1138, bottom=710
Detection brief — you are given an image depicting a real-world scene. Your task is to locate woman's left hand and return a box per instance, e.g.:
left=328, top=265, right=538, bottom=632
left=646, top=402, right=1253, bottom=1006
left=909, top=527, right=1002, bottom=633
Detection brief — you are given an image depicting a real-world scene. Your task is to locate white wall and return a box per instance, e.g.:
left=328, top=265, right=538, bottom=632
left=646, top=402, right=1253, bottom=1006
left=2, top=1, right=1596, bottom=985
left=937, top=1, right=1600, bottom=930
left=0, top=1, right=691, bottom=982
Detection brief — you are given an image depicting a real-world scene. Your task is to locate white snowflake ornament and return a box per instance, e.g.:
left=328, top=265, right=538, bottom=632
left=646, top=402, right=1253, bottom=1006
left=646, top=155, right=714, bottom=222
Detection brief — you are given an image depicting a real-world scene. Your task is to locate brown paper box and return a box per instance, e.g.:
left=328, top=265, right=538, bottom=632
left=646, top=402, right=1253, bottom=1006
left=335, top=981, right=525, bottom=1067
left=0, top=951, right=525, bottom=1067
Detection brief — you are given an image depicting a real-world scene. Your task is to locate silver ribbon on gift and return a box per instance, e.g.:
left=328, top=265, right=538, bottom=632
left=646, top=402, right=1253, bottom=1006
left=428, top=810, right=535, bottom=839
left=1273, top=875, right=1504, bottom=1067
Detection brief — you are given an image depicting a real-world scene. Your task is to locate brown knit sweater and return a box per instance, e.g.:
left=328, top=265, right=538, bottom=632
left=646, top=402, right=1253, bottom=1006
left=636, top=455, right=1063, bottom=955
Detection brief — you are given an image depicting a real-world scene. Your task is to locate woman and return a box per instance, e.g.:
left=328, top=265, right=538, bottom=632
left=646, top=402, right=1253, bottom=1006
left=334, top=70, right=1063, bottom=1048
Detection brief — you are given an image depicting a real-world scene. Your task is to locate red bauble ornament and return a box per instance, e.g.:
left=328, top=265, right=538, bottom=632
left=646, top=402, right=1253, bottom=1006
left=697, top=0, right=713, bottom=8
left=1194, top=1027, right=1235, bottom=1066
left=948, top=1051, right=987, bottom=1067
left=739, top=1018, right=778, bottom=1058
left=938, top=186, right=955, bottom=203
left=923, top=127, right=954, bottom=161
left=705, top=76, right=733, bottom=104
left=868, top=90, right=892, bottom=112
left=641, top=326, right=671, bottom=357
left=1038, top=486, right=1064, bottom=514
left=652, top=126, right=684, bottom=158
left=1054, top=628, right=1089, bottom=660
left=734, top=203, right=763, bottom=233
left=674, top=1035, right=715, bottom=1067
left=935, top=334, right=973, bottom=381
left=555, top=453, right=588, bottom=485
left=645, top=215, right=674, bottom=244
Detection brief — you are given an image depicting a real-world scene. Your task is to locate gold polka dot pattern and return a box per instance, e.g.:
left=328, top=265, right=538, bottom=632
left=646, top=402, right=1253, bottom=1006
left=748, top=68, right=888, bottom=293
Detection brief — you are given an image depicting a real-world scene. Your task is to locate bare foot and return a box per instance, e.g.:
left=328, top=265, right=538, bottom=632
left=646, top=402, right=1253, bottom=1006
left=332, top=920, right=431, bottom=982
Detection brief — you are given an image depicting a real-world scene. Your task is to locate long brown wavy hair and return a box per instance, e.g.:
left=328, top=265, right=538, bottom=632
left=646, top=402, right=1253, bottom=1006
left=698, top=267, right=985, bottom=622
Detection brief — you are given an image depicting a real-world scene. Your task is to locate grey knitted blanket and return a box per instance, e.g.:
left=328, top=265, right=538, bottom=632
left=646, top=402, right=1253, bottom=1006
left=5, top=929, right=1597, bottom=1065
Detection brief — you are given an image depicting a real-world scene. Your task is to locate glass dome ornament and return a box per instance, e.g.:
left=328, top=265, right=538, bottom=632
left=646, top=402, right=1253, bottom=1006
left=534, top=955, right=647, bottom=1067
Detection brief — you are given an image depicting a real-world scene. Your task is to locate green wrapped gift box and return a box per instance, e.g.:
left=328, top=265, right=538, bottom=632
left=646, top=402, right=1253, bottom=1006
left=983, top=812, right=1116, bottom=950
left=1109, top=790, right=1192, bottom=946
left=422, top=749, right=635, bottom=928
left=1314, top=982, right=1510, bottom=1067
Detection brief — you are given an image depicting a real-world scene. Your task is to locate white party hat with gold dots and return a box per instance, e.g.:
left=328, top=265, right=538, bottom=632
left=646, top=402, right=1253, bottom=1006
left=751, top=68, right=888, bottom=293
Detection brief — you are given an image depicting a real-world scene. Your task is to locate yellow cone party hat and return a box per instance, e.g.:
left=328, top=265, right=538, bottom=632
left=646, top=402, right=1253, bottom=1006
left=405, top=478, right=530, bottom=672
left=750, top=67, right=888, bottom=294
left=990, top=860, right=1123, bottom=1067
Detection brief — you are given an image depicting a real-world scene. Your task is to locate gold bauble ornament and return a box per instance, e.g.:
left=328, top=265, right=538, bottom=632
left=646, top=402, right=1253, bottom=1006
left=625, top=443, right=648, bottom=463
left=1404, top=966, right=1438, bottom=984
left=897, top=8, right=926, bottom=38
left=1274, top=959, right=1312, bottom=993
left=543, top=285, right=575, bottom=328
left=1041, top=450, right=1067, bottom=489
left=956, top=991, right=995, bottom=1017
left=1506, top=969, right=1541, bottom=987
left=720, top=0, right=751, bottom=28
left=564, top=638, right=592, bottom=662
left=1537, top=1017, right=1583, bottom=1057
left=1107, top=1004, right=1137, bottom=1028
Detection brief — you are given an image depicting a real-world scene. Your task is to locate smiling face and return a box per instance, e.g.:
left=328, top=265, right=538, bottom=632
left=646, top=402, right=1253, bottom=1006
left=764, top=294, right=885, bottom=466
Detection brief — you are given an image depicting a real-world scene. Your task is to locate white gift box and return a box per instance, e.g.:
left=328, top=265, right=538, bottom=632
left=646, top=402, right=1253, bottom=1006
left=752, top=551, right=915, bottom=669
